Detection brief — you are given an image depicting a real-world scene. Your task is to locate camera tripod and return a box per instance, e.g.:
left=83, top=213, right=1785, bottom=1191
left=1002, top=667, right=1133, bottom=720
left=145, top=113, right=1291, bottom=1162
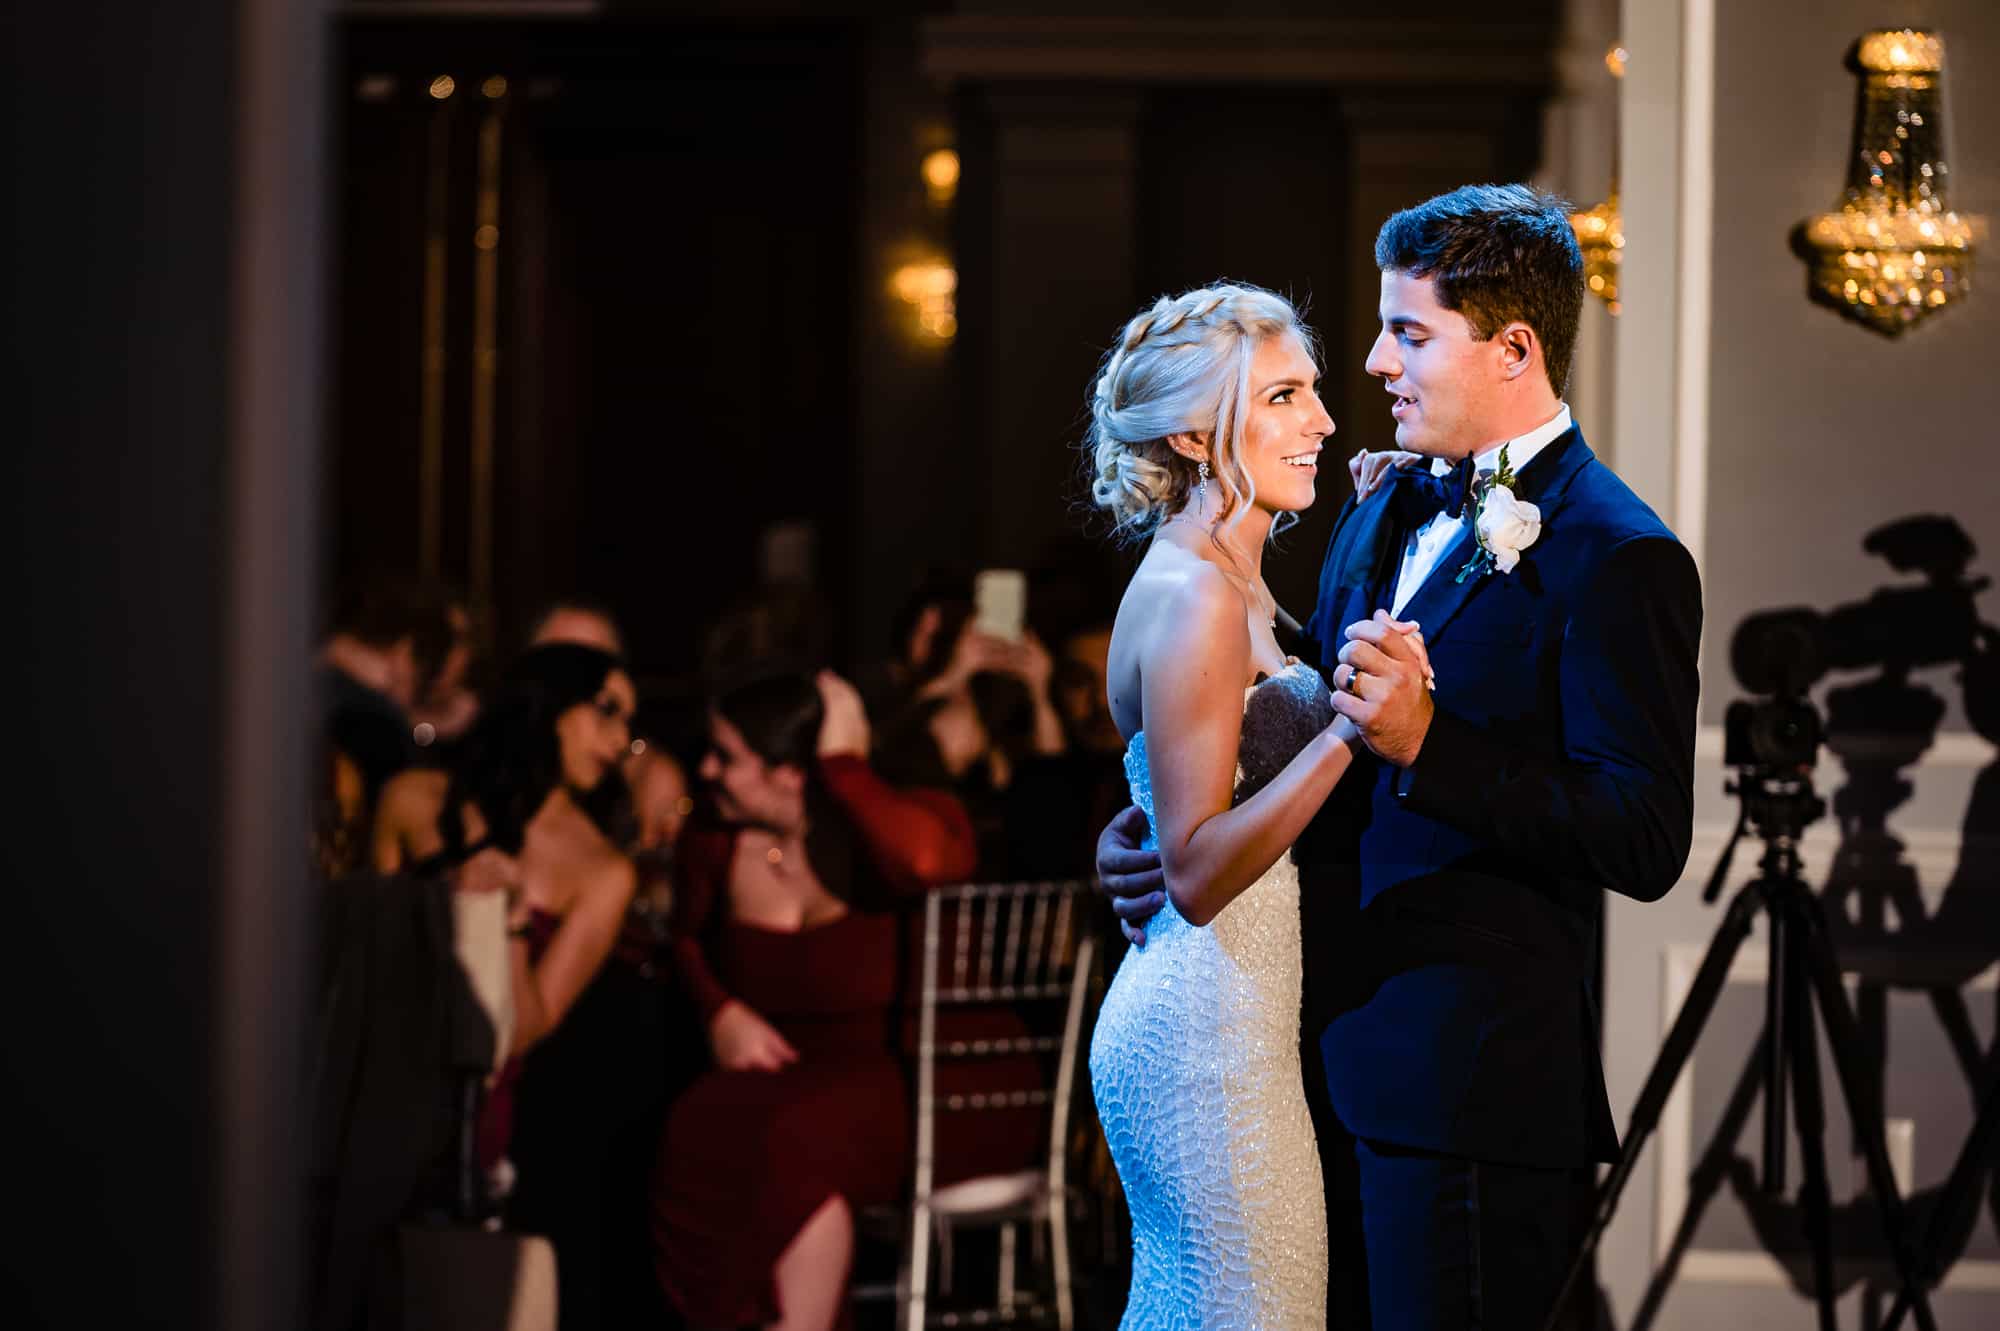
left=1542, top=772, right=1940, bottom=1331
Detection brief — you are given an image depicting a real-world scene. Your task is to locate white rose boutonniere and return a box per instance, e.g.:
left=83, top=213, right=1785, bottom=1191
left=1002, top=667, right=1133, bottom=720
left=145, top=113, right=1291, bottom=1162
left=1475, top=485, right=1541, bottom=573
left=1456, top=443, right=1542, bottom=582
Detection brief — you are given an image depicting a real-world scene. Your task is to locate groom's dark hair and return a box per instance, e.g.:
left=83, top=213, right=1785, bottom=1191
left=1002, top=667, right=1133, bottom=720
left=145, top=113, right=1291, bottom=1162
left=1375, top=183, right=1585, bottom=398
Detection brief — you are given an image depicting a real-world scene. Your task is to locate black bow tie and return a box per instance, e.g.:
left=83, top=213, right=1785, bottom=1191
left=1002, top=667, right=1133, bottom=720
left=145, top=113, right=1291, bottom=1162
left=1388, top=455, right=1478, bottom=526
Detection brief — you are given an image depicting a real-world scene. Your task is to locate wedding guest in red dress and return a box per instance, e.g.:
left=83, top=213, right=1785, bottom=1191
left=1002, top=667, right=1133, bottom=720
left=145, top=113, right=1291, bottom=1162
left=652, top=670, right=976, bottom=1331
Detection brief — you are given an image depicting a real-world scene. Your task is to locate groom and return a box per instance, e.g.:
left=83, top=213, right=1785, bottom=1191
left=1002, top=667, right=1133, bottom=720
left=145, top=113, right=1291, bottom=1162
left=1095, top=184, right=1702, bottom=1328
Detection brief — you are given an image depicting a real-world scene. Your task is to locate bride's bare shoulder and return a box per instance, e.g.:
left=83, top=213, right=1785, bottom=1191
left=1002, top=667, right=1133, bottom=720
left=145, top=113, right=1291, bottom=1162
left=1112, top=544, right=1247, bottom=666
left=1106, top=543, right=1250, bottom=738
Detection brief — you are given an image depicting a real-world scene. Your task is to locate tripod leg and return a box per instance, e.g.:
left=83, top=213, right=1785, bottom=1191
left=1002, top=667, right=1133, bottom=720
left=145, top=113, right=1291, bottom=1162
left=1538, top=880, right=1766, bottom=1331
left=1781, top=920, right=1839, bottom=1331
left=1630, top=1032, right=1772, bottom=1331
left=1794, top=899, right=1941, bottom=1331
left=1877, top=1045, right=2000, bottom=1331
left=1765, top=902, right=1792, bottom=1194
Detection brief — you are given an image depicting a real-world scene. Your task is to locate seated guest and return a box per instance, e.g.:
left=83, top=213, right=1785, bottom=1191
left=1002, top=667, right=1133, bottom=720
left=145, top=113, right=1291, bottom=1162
left=874, top=615, right=1074, bottom=879
left=856, top=572, right=972, bottom=721
left=371, top=644, right=639, bottom=1166
left=652, top=670, right=976, bottom=1331
left=320, top=577, right=458, bottom=788
left=992, top=618, right=1134, bottom=880
left=313, top=576, right=457, bottom=875
left=509, top=740, right=701, bottom=1331
left=1053, top=620, right=1122, bottom=758
left=526, top=597, right=634, bottom=836
left=371, top=638, right=631, bottom=883
left=407, top=599, right=483, bottom=748
left=630, top=745, right=691, bottom=846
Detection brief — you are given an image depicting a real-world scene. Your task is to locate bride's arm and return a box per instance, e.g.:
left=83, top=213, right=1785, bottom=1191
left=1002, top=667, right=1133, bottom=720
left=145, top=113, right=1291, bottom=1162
left=1141, top=565, right=1360, bottom=928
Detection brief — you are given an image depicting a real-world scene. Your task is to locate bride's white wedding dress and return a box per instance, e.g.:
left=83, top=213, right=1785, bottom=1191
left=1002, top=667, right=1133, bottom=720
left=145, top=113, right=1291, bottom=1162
left=1089, top=661, right=1333, bottom=1330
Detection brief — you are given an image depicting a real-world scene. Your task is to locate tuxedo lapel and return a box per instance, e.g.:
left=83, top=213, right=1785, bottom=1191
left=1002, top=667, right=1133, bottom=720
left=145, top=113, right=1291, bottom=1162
left=1397, top=427, right=1597, bottom=646
left=1315, top=487, right=1402, bottom=660
left=1362, top=510, right=1404, bottom=616
left=1338, top=488, right=1401, bottom=601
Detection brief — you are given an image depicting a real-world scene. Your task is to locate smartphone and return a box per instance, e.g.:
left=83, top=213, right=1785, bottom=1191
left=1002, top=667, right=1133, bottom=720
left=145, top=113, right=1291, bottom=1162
left=973, top=568, right=1027, bottom=642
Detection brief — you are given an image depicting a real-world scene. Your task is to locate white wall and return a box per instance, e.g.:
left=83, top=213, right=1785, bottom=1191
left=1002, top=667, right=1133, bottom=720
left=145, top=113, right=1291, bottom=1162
left=1592, top=0, right=2000, bottom=1326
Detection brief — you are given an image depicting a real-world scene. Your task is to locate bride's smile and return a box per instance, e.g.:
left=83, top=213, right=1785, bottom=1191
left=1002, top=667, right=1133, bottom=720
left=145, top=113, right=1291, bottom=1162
left=1232, top=332, right=1334, bottom=519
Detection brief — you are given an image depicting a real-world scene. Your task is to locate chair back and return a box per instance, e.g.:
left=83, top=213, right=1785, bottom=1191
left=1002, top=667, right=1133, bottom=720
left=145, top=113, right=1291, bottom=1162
left=907, top=880, right=1098, bottom=1327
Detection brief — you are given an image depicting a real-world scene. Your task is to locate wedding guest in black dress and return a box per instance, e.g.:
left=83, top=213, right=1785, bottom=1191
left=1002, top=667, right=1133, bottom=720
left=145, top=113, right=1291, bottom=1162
left=508, top=740, right=707, bottom=1331
left=314, top=643, right=632, bottom=1330
left=373, top=644, right=639, bottom=1167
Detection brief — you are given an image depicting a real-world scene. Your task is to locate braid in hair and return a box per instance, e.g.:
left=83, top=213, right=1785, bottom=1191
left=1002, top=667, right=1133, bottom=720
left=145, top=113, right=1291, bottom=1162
left=1083, top=283, right=1315, bottom=545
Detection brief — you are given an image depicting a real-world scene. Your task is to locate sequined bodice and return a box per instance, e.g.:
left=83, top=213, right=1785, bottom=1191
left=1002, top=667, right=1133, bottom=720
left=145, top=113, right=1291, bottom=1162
left=1091, top=661, right=1333, bottom=1330
left=1121, top=661, right=1340, bottom=844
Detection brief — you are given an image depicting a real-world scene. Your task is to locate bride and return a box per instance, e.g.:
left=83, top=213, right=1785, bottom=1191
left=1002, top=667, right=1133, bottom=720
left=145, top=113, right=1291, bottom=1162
left=1083, top=284, right=1426, bottom=1329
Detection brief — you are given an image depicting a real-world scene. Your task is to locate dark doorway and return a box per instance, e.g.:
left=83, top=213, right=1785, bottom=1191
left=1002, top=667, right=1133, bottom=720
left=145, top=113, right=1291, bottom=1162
left=336, top=21, right=862, bottom=674
left=1134, top=84, right=1350, bottom=620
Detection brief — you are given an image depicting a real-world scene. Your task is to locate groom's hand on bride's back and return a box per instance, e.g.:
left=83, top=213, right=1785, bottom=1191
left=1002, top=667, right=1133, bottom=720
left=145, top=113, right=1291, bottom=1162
left=1095, top=803, right=1166, bottom=946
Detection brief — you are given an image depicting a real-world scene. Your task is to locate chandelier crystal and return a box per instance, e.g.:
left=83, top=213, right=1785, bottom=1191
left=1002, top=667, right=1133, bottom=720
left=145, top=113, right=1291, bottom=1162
left=1800, top=29, right=1985, bottom=336
left=1570, top=43, right=1627, bottom=315
left=1572, top=191, right=1623, bottom=316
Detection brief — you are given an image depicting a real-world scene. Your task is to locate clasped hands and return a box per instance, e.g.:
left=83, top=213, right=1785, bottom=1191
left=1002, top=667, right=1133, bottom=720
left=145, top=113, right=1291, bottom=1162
left=1329, top=609, right=1437, bottom=769
left=1097, top=610, right=1437, bottom=945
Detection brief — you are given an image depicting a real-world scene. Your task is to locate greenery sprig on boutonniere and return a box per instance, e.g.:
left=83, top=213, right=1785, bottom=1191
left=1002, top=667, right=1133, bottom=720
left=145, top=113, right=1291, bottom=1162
left=1456, top=443, right=1543, bottom=583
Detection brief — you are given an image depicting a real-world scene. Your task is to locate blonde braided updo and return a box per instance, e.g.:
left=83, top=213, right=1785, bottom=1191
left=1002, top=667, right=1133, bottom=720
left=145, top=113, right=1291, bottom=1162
left=1085, top=283, right=1317, bottom=544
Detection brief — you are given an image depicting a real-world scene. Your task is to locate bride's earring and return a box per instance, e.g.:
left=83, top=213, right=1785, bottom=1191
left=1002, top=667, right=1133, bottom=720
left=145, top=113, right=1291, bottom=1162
left=1197, top=458, right=1210, bottom=506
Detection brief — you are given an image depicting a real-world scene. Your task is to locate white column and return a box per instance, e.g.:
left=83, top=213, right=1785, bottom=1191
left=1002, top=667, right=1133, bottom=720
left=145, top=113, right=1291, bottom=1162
left=1614, top=0, right=1712, bottom=574
left=1600, top=0, right=1715, bottom=1324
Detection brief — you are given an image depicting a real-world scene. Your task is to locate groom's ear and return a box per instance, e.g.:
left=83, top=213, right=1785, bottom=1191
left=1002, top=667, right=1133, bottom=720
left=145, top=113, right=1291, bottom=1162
left=1496, top=320, right=1542, bottom=383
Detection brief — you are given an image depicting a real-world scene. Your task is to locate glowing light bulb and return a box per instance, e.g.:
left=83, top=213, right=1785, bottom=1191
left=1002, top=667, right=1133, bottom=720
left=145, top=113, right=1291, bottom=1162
left=922, top=149, right=961, bottom=204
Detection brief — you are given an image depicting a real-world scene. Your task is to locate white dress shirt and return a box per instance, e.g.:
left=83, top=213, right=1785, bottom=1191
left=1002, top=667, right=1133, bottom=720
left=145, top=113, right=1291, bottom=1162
left=1389, top=405, right=1573, bottom=618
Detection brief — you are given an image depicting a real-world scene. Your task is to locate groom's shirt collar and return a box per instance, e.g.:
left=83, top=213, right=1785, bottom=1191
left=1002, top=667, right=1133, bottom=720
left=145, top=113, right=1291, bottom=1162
left=1431, top=403, right=1572, bottom=481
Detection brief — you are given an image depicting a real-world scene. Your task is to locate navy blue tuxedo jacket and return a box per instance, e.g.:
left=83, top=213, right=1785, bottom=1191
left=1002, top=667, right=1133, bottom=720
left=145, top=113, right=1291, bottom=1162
left=1297, top=426, right=1702, bottom=1169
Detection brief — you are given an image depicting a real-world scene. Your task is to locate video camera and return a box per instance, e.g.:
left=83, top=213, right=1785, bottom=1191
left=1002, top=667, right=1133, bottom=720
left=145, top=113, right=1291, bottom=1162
left=1725, top=515, right=1986, bottom=770
left=1708, top=516, right=1987, bottom=882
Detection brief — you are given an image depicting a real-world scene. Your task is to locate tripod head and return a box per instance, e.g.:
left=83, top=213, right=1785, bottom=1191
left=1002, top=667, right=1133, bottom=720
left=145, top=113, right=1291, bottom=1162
left=1704, top=611, right=1830, bottom=903
left=1704, top=698, right=1828, bottom=903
